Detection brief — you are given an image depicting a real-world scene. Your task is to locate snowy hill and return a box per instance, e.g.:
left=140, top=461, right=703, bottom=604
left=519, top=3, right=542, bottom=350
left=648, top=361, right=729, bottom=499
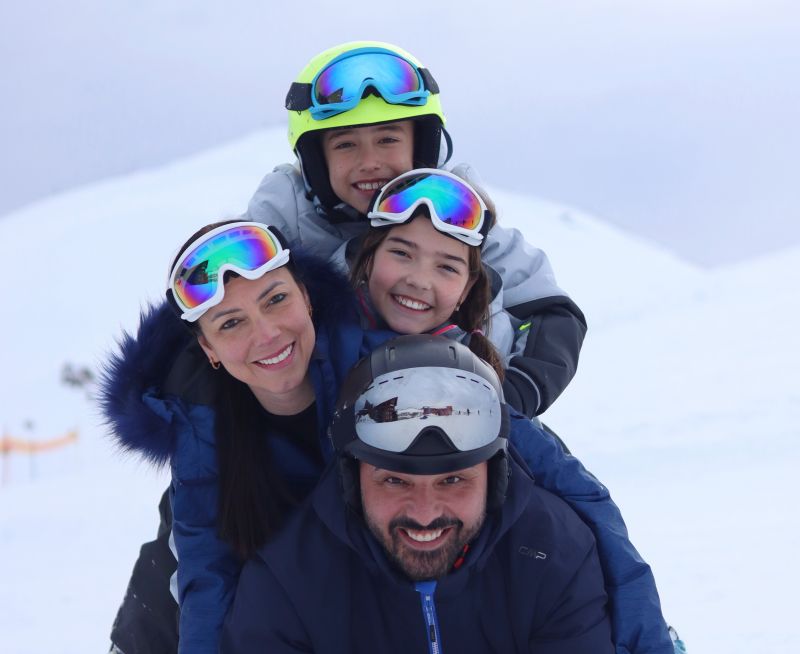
left=1, top=127, right=798, bottom=653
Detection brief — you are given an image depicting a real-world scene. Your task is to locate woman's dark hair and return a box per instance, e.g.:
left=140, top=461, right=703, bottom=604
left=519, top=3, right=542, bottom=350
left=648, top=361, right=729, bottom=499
left=170, top=219, right=311, bottom=559
left=213, top=367, right=298, bottom=559
left=349, top=211, right=505, bottom=381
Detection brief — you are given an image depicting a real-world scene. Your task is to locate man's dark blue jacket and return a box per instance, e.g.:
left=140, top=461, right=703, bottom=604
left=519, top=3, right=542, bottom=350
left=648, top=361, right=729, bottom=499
left=221, top=454, right=615, bottom=654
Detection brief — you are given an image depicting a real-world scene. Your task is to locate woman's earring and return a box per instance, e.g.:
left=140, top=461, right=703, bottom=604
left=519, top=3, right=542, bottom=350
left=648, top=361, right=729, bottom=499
left=308, top=305, right=313, bottom=318
left=209, top=359, right=221, bottom=370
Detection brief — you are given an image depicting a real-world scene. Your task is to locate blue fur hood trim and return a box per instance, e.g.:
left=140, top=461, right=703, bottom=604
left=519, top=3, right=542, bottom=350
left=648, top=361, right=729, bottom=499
left=99, top=302, right=191, bottom=467
left=98, top=249, right=357, bottom=467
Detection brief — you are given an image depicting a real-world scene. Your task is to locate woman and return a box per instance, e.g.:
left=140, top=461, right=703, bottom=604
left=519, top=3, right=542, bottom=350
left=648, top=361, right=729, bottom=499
left=104, top=220, right=375, bottom=654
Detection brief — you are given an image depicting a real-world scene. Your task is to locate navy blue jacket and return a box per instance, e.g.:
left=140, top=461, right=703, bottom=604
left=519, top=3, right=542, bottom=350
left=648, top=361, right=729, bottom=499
left=221, top=454, right=614, bottom=654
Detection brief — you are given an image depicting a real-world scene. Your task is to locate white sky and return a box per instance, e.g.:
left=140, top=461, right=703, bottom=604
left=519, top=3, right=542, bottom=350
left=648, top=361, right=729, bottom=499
left=2, top=1, right=799, bottom=265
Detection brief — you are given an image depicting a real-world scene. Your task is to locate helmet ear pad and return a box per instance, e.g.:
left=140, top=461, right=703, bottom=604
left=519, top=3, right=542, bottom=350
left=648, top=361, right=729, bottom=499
left=338, top=456, right=363, bottom=514
left=411, top=115, right=444, bottom=170
left=486, top=452, right=510, bottom=512
left=296, top=132, right=339, bottom=209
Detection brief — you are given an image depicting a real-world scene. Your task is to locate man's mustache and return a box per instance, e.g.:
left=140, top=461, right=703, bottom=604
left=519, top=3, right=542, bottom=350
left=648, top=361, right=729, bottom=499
left=389, top=516, right=462, bottom=532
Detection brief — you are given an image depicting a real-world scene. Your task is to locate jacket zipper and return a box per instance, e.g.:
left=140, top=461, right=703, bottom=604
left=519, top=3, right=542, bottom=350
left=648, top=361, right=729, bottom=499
left=415, top=580, right=442, bottom=654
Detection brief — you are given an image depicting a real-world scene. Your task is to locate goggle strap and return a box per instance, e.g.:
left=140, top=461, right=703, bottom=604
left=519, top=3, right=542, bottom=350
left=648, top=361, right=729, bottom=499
left=419, top=68, right=439, bottom=94
left=285, top=82, right=313, bottom=111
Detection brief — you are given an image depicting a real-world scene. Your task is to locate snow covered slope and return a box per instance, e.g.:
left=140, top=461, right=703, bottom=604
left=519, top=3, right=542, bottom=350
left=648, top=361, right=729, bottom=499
left=1, top=127, right=797, bottom=653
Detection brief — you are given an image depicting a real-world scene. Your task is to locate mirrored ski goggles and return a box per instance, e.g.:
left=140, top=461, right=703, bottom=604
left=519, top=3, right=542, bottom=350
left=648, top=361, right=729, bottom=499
left=353, top=366, right=502, bottom=453
left=285, top=47, right=439, bottom=121
left=368, top=169, right=489, bottom=247
left=167, top=222, right=291, bottom=322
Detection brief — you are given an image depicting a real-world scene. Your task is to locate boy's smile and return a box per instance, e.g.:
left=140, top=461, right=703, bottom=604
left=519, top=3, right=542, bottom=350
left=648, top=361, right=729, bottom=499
left=322, top=121, right=415, bottom=214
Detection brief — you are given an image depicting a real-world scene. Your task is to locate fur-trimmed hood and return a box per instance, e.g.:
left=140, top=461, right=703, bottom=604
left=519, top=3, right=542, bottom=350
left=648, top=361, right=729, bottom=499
left=98, top=250, right=358, bottom=467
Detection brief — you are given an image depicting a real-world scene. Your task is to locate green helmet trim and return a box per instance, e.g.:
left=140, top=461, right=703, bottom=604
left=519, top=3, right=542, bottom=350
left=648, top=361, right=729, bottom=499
left=287, top=41, right=446, bottom=150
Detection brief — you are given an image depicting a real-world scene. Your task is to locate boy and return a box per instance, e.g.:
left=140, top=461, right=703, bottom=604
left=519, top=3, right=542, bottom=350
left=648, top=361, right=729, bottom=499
left=245, top=41, right=587, bottom=418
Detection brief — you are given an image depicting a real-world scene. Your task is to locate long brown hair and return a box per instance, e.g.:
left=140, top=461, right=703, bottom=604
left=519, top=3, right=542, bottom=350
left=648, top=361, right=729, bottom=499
left=350, top=212, right=505, bottom=380
left=170, top=219, right=308, bottom=559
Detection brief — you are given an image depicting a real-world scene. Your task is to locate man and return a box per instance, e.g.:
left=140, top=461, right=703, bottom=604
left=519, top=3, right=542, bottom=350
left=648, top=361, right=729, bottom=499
left=221, top=335, right=614, bottom=653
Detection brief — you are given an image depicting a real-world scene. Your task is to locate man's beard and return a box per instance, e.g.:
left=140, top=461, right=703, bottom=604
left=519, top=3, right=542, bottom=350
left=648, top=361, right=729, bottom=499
left=365, top=513, right=486, bottom=581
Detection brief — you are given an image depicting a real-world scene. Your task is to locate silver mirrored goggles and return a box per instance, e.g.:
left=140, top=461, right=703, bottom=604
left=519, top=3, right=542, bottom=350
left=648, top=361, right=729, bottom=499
left=353, top=366, right=503, bottom=454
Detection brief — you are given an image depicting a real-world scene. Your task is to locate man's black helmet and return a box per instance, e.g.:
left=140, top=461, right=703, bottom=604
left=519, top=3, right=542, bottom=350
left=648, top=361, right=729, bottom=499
left=330, top=335, right=509, bottom=476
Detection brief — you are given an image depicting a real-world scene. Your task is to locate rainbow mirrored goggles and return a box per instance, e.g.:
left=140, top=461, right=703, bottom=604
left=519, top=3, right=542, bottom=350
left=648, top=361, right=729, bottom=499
left=285, top=47, right=439, bottom=121
left=367, top=169, right=490, bottom=247
left=166, top=222, right=291, bottom=322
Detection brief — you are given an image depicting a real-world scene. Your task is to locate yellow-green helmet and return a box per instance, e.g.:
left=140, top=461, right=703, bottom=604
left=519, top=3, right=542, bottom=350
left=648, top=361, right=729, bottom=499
left=285, top=41, right=449, bottom=212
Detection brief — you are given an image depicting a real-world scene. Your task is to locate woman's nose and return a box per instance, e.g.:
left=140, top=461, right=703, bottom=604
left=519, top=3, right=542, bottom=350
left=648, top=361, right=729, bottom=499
left=253, top=314, right=281, bottom=341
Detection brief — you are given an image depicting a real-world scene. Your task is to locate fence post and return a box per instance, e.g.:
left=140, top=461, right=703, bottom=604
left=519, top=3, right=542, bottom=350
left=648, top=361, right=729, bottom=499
left=1, top=431, right=9, bottom=487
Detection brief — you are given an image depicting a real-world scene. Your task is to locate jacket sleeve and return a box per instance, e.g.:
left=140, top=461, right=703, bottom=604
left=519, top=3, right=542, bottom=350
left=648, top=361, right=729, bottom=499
left=221, top=558, right=310, bottom=654
left=507, top=412, right=674, bottom=654
left=166, top=400, right=242, bottom=654
left=243, top=164, right=366, bottom=262
left=479, top=213, right=587, bottom=417
left=243, top=165, right=304, bottom=244
left=502, top=295, right=587, bottom=417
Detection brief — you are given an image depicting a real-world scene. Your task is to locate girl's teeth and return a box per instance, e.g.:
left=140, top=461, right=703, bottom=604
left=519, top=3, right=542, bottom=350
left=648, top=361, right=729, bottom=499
left=355, top=181, right=386, bottom=191
left=394, top=295, right=431, bottom=311
left=258, top=344, right=293, bottom=365
left=406, top=528, right=444, bottom=542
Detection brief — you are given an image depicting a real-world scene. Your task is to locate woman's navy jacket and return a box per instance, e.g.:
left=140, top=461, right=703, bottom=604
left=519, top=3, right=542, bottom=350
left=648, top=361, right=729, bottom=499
left=100, top=257, right=672, bottom=654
